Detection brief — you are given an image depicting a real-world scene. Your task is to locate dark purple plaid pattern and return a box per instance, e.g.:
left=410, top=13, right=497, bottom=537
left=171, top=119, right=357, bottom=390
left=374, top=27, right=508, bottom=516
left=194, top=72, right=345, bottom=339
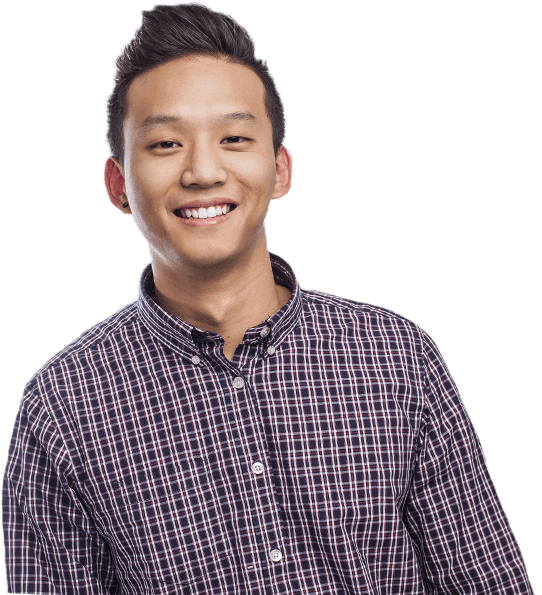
left=3, top=255, right=533, bottom=594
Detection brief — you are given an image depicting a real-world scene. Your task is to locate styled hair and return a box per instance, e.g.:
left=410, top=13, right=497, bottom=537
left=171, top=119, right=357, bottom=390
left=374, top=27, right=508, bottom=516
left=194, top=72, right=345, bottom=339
left=107, top=3, right=285, bottom=165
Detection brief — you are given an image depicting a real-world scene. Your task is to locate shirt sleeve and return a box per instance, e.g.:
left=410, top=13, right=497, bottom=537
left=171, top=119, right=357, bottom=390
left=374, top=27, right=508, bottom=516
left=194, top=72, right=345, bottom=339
left=402, top=331, right=533, bottom=594
left=2, top=386, right=118, bottom=595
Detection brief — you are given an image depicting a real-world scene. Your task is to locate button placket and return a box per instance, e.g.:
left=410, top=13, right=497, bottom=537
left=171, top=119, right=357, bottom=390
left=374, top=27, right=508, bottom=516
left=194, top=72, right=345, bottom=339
left=224, top=367, right=287, bottom=574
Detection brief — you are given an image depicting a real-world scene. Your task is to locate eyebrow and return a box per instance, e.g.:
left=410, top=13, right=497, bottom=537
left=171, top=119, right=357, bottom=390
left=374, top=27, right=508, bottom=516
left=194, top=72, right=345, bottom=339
left=139, top=114, right=181, bottom=131
left=221, top=111, right=259, bottom=124
left=138, top=111, right=260, bottom=131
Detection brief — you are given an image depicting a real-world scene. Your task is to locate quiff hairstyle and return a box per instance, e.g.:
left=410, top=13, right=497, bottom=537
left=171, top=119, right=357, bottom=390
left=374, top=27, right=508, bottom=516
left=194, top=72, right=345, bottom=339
left=107, top=3, right=285, bottom=166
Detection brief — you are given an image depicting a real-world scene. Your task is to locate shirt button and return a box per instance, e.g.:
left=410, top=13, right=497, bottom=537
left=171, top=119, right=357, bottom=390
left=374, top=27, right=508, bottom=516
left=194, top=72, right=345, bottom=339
left=233, top=377, right=245, bottom=389
left=191, top=355, right=201, bottom=365
left=269, top=549, right=282, bottom=562
left=266, top=345, right=276, bottom=356
left=251, top=462, right=264, bottom=475
left=260, top=325, right=270, bottom=338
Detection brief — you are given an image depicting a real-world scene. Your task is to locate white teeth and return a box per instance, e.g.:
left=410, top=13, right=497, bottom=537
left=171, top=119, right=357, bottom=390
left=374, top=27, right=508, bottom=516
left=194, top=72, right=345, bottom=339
left=180, top=204, right=233, bottom=219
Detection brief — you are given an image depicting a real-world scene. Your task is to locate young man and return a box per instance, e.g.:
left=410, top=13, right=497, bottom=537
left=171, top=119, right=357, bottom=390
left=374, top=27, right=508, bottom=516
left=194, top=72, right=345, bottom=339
left=2, top=4, right=534, bottom=594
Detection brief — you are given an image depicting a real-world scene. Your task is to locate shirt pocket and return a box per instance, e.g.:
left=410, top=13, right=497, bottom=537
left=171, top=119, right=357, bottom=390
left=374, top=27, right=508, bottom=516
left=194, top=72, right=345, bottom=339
left=110, top=457, right=204, bottom=509
left=95, top=456, right=233, bottom=592
left=151, top=557, right=236, bottom=595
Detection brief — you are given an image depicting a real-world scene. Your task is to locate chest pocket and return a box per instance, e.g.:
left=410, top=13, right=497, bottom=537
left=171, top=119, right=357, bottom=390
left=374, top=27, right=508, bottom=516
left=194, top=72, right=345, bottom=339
left=95, top=456, right=233, bottom=592
left=112, top=458, right=194, bottom=504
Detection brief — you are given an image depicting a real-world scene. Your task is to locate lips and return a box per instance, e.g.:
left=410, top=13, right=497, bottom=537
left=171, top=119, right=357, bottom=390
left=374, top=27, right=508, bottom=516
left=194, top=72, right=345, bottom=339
left=173, top=197, right=237, bottom=220
left=172, top=198, right=238, bottom=227
left=175, top=203, right=234, bottom=219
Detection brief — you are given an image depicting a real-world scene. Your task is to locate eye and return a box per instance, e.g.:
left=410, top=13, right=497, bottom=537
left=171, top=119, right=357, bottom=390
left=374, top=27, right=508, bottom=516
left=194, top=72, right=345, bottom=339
left=150, top=141, right=181, bottom=149
left=221, top=136, right=248, bottom=144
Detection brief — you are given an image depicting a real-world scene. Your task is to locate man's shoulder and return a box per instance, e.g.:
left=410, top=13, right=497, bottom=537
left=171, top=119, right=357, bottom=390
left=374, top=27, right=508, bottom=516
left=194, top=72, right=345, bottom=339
left=301, top=287, right=422, bottom=334
left=27, top=301, right=139, bottom=388
left=298, top=288, right=434, bottom=371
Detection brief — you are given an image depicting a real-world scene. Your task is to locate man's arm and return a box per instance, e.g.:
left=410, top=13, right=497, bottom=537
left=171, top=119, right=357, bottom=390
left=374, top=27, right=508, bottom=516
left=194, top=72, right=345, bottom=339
left=3, top=388, right=117, bottom=595
left=403, top=331, right=533, bottom=594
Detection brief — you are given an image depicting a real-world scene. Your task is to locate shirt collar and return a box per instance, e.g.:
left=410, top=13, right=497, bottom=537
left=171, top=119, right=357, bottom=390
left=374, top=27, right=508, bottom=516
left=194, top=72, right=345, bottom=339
left=136, top=253, right=303, bottom=358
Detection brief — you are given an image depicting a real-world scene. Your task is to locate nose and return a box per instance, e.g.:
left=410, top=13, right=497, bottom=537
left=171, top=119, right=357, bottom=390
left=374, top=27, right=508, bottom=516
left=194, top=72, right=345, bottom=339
left=180, top=141, right=227, bottom=188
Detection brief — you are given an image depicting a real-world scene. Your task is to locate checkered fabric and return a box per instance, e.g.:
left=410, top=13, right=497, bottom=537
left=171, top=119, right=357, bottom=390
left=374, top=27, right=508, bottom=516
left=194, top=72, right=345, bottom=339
left=3, top=254, right=533, bottom=594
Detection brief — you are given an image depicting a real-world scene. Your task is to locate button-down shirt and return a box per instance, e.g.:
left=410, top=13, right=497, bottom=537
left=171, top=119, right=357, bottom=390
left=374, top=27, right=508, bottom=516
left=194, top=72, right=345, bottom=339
left=3, top=254, right=533, bottom=594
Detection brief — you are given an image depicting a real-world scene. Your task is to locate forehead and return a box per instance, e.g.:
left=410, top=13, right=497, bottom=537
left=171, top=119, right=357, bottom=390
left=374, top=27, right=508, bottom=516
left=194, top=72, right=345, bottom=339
left=124, top=55, right=269, bottom=131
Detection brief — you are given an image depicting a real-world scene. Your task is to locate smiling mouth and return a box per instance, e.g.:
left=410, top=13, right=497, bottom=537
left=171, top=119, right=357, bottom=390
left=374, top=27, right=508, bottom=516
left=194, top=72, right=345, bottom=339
left=174, top=204, right=236, bottom=220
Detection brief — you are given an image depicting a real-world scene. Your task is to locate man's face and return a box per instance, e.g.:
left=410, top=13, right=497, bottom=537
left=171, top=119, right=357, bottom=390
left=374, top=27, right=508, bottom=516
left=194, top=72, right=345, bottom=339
left=109, top=55, right=290, bottom=272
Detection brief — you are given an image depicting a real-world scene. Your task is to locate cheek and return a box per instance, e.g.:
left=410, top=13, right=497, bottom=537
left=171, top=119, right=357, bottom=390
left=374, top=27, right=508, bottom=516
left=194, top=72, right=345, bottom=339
left=123, top=161, right=174, bottom=242
left=126, top=158, right=176, bottom=206
left=234, top=153, right=276, bottom=193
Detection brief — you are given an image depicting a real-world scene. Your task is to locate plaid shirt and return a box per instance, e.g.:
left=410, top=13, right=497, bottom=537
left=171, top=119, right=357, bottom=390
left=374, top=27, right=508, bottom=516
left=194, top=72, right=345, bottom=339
left=3, top=254, right=533, bottom=595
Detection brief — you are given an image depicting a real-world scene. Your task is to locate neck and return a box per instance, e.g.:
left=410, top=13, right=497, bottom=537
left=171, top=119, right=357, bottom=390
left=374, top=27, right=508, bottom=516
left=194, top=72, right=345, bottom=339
left=151, top=241, right=290, bottom=360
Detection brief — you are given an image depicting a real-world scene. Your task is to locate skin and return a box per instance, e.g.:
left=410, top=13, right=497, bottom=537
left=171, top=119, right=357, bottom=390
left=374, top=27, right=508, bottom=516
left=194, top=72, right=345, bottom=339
left=104, top=55, right=292, bottom=360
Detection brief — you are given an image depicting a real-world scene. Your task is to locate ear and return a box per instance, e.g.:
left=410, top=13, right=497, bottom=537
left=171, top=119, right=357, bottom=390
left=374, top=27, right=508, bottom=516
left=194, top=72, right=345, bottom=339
left=272, top=146, right=292, bottom=199
left=105, top=157, right=131, bottom=214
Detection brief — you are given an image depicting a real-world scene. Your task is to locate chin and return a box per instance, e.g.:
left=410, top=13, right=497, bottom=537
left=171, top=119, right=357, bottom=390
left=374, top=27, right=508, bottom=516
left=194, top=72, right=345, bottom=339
left=181, top=248, right=241, bottom=271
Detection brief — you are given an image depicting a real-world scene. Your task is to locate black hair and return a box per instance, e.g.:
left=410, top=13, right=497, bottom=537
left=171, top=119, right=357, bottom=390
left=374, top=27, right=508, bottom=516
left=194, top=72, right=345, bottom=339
left=107, top=3, right=285, bottom=165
